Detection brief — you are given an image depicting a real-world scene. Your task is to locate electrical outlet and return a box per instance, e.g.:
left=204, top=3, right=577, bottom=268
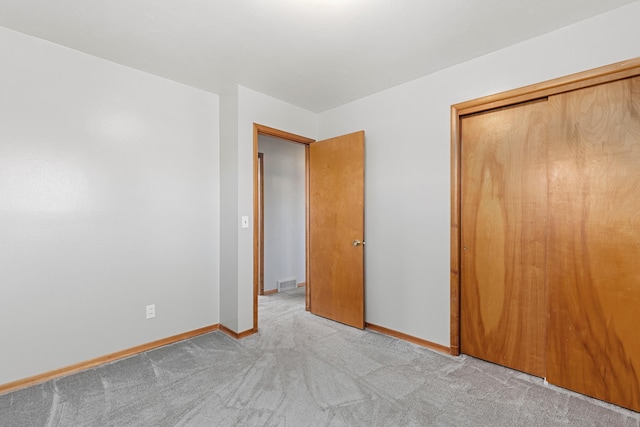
left=146, top=304, right=155, bottom=319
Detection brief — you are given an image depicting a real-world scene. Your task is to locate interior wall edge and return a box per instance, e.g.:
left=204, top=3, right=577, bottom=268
left=219, top=324, right=257, bottom=339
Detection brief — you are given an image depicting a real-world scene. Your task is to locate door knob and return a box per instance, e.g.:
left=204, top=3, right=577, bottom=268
left=352, top=239, right=362, bottom=247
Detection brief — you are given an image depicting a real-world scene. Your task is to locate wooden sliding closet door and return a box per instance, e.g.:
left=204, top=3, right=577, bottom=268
left=546, top=76, right=640, bottom=411
left=460, top=100, right=548, bottom=377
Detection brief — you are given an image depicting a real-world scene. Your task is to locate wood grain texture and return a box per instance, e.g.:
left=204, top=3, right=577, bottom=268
left=460, top=100, right=548, bottom=377
left=452, top=58, right=640, bottom=412
left=455, top=57, right=640, bottom=116
left=0, top=324, right=220, bottom=395
left=309, top=131, right=365, bottom=329
left=546, top=76, right=640, bottom=411
left=253, top=124, right=260, bottom=332
left=450, top=105, right=461, bottom=356
left=305, top=145, right=311, bottom=311
left=451, top=57, right=640, bottom=362
left=258, top=152, right=265, bottom=296
left=254, top=124, right=315, bottom=144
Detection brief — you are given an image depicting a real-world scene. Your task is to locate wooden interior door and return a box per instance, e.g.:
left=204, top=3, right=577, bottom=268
left=460, top=100, right=548, bottom=377
left=309, top=131, right=365, bottom=329
left=546, top=76, right=640, bottom=411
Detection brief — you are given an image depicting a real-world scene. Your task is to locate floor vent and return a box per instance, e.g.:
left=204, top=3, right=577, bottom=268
left=277, top=278, right=297, bottom=292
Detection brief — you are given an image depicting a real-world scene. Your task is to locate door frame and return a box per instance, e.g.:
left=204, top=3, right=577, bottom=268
left=257, top=152, right=264, bottom=296
left=253, top=124, right=315, bottom=332
left=450, top=57, right=640, bottom=356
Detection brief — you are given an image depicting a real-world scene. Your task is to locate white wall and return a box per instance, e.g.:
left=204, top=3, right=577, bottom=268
left=219, top=87, right=240, bottom=331
left=258, top=135, right=306, bottom=293
left=317, top=2, right=640, bottom=347
left=0, top=26, right=220, bottom=385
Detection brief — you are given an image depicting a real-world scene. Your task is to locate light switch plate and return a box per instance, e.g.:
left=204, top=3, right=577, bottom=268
left=241, top=216, right=249, bottom=228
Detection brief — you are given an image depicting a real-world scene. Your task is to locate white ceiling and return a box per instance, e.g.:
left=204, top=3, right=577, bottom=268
left=0, top=0, right=637, bottom=112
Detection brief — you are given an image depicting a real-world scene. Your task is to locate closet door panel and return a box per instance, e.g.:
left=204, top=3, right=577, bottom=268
left=460, top=100, right=548, bottom=377
left=547, top=76, right=640, bottom=411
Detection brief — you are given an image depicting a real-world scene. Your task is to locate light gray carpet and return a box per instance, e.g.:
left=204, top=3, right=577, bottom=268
left=2, top=287, right=639, bottom=426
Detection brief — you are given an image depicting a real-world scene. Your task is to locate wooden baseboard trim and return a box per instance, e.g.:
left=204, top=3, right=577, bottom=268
left=450, top=344, right=460, bottom=356
left=297, top=282, right=306, bottom=287
left=365, top=323, right=451, bottom=355
left=219, top=324, right=257, bottom=339
left=0, top=324, right=220, bottom=396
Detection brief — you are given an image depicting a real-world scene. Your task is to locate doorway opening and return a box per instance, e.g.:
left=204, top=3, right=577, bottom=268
left=253, top=124, right=315, bottom=332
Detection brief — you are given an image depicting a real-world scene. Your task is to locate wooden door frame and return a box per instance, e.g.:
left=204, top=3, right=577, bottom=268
left=450, top=57, right=640, bottom=356
left=253, top=124, right=315, bottom=332
left=257, top=152, right=264, bottom=296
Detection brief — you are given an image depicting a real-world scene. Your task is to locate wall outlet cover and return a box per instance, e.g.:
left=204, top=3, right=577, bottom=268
left=146, top=304, right=156, bottom=319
